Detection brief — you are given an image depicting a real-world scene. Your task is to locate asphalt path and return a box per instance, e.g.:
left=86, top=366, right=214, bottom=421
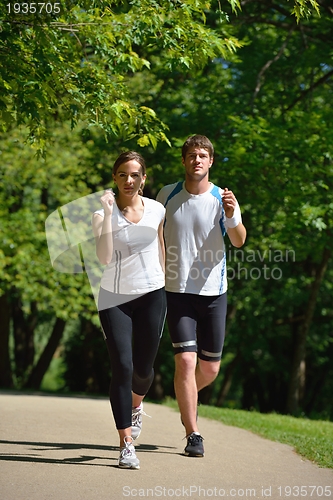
left=0, top=393, right=332, bottom=500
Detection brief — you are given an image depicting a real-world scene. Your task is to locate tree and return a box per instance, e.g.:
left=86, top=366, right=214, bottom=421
left=0, top=124, right=97, bottom=388
left=0, top=0, right=244, bottom=152
left=131, top=0, right=333, bottom=415
left=1, top=0, right=330, bottom=412
left=0, top=0, right=242, bottom=389
left=0, top=0, right=321, bottom=149
left=218, top=0, right=333, bottom=415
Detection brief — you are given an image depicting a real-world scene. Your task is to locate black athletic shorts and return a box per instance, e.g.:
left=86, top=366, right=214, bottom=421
left=166, top=291, right=227, bottom=361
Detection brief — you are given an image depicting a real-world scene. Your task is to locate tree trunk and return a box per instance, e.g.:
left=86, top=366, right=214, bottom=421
left=286, top=247, right=331, bottom=415
left=12, top=297, right=37, bottom=384
left=0, top=293, right=13, bottom=387
left=216, top=351, right=241, bottom=407
left=304, top=361, right=332, bottom=416
left=25, top=317, right=66, bottom=390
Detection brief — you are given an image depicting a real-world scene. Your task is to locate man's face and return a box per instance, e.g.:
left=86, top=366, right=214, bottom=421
left=182, top=147, right=213, bottom=181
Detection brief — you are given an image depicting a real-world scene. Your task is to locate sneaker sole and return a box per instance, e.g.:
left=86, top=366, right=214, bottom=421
left=118, top=463, right=140, bottom=469
left=183, top=451, right=204, bottom=457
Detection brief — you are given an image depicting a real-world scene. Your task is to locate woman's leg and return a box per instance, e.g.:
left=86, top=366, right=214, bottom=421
left=131, top=288, right=167, bottom=397
left=128, top=288, right=166, bottom=440
left=98, top=288, right=166, bottom=447
left=98, top=303, right=134, bottom=447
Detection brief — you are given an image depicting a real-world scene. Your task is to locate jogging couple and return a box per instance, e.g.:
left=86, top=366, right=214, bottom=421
left=92, top=135, right=247, bottom=469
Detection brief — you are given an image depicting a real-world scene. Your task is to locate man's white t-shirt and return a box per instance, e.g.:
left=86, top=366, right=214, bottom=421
left=157, top=182, right=242, bottom=296
left=95, top=197, right=165, bottom=295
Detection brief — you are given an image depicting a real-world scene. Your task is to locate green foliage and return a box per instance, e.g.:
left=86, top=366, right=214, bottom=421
left=62, top=318, right=111, bottom=394
left=136, top=0, right=333, bottom=417
left=1, top=0, right=331, bottom=417
left=0, top=0, right=244, bottom=151
left=0, top=0, right=319, bottom=150
left=40, top=356, right=66, bottom=391
left=0, top=126, right=95, bottom=320
left=291, top=0, right=320, bottom=22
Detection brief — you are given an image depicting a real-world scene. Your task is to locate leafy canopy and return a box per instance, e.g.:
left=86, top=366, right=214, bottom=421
left=0, top=0, right=320, bottom=151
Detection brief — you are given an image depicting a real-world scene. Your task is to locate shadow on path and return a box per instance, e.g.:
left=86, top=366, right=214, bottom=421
left=0, top=439, right=178, bottom=468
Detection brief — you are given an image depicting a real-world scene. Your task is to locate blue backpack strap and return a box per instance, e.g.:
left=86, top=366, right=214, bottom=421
left=210, top=185, right=226, bottom=237
left=163, top=181, right=183, bottom=208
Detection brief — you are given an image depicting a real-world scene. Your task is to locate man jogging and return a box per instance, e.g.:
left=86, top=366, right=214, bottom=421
left=157, top=135, right=246, bottom=457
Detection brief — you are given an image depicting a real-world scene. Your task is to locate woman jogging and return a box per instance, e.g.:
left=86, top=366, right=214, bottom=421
left=92, top=151, right=166, bottom=470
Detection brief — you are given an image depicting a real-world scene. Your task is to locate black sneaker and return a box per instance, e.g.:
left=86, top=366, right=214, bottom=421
left=184, top=432, right=204, bottom=457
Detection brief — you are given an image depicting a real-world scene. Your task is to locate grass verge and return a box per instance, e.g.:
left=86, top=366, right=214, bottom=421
left=164, top=399, right=333, bottom=469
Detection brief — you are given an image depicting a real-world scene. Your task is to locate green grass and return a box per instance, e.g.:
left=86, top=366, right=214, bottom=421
left=164, top=399, right=333, bottom=469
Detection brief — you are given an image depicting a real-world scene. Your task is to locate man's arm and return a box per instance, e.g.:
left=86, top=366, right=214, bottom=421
left=227, top=223, right=247, bottom=248
left=223, top=187, right=247, bottom=248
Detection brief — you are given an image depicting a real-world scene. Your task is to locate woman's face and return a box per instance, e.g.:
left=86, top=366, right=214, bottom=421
left=113, top=160, right=146, bottom=197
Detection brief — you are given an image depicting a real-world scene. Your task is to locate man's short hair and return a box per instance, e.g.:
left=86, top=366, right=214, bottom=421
left=182, top=135, right=214, bottom=159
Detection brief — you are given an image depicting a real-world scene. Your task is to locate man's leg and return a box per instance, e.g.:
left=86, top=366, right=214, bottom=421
left=196, top=292, right=227, bottom=392
left=174, top=351, right=199, bottom=436
left=165, top=292, right=200, bottom=437
left=196, top=359, right=221, bottom=392
left=174, top=350, right=205, bottom=457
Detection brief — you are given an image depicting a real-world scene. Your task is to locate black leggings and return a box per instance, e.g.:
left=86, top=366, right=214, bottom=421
left=98, top=287, right=166, bottom=430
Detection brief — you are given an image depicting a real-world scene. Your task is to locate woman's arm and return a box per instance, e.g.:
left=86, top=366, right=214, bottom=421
left=158, top=219, right=166, bottom=273
left=92, top=190, right=115, bottom=265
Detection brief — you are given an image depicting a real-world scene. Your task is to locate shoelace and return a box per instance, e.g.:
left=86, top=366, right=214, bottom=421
left=184, top=433, right=204, bottom=444
left=132, top=407, right=151, bottom=426
left=121, top=438, right=135, bottom=457
left=122, top=445, right=134, bottom=457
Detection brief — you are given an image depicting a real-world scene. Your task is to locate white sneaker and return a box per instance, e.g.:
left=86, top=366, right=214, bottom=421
left=131, top=403, right=151, bottom=440
left=118, top=437, right=140, bottom=469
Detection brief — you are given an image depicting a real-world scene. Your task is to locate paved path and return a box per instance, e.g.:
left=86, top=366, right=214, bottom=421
left=0, top=393, right=332, bottom=500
